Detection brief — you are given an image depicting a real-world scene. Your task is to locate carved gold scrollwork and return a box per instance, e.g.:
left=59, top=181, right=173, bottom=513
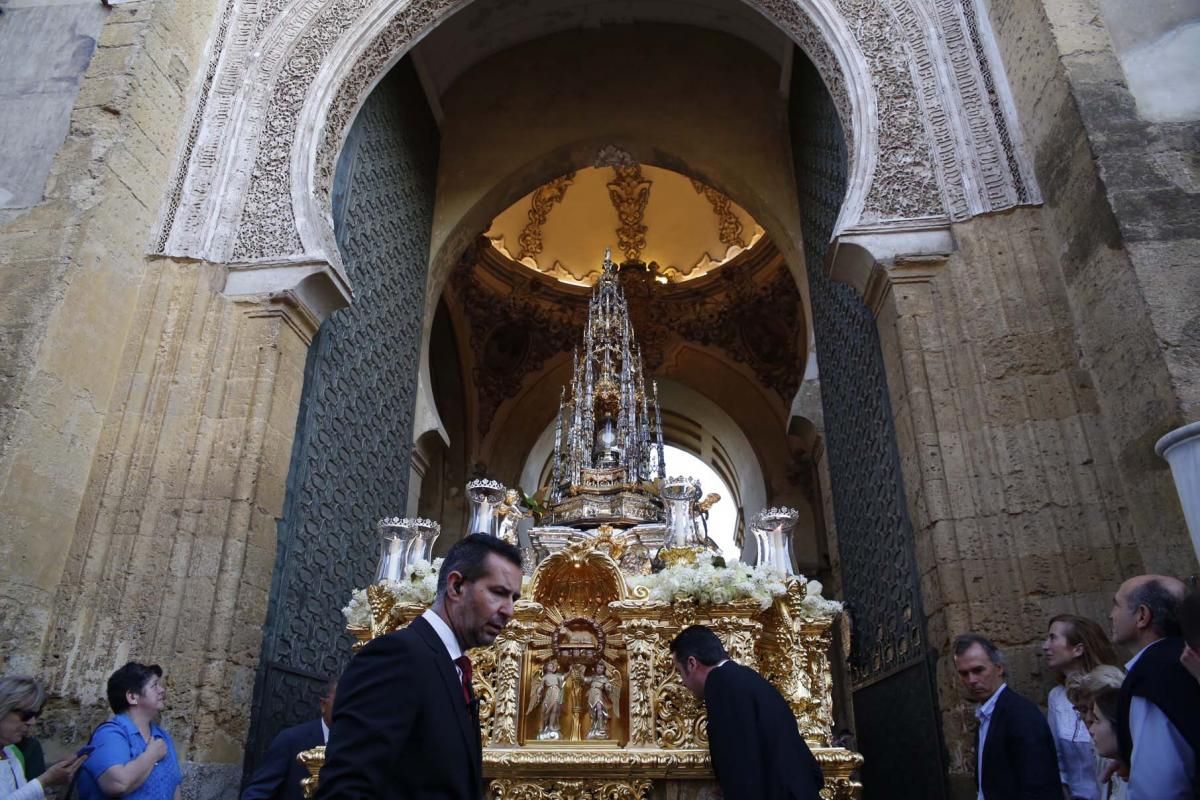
left=297, top=746, right=325, bottom=800
left=606, top=164, right=651, bottom=262
left=690, top=179, right=747, bottom=249
left=472, top=645, right=499, bottom=746
left=489, top=778, right=652, bottom=799
left=517, top=172, right=576, bottom=261
left=621, top=623, right=659, bottom=747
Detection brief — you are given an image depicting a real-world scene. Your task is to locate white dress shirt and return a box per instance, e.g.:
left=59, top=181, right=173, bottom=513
left=976, top=683, right=1007, bottom=800
left=320, top=718, right=330, bottom=745
left=1125, top=640, right=1195, bottom=799
left=422, top=608, right=466, bottom=681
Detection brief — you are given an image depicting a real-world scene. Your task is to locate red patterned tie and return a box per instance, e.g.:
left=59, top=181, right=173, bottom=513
left=455, top=655, right=473, bottom=705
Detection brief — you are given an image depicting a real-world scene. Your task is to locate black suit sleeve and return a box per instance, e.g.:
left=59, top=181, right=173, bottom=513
left=706, top=677, right=771, bottom=800
left=242, top=728, right=298, bottom=800
left=1010, top=700, right=1063, bottom=800
left=316, top=634, right=420, bottom=798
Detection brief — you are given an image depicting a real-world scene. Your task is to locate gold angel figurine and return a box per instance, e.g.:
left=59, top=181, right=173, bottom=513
left=527, top=659, right=566, bottom=740
left=697, top=492, right=722, bottom=514
left=585, top=662, right=621, bottom=739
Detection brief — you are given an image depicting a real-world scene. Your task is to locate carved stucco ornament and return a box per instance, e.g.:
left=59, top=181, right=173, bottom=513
left=606, top=165, right=652, bottom=262
left=157, top=0, right=1038, bottom=281
left=691, top=179, right=747, bottom=250
left=517, top=172, right=576, bottom=262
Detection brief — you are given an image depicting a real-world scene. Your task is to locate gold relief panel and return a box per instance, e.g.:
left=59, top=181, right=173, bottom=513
left=489, top=778, right=651, bottom=800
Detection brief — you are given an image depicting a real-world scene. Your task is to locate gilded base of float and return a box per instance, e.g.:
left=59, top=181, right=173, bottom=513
left=481, top=747, right=861, bottom=798
left=309, top=536, right=862, bottom=799
left=302, top=746, right=861, bottom=799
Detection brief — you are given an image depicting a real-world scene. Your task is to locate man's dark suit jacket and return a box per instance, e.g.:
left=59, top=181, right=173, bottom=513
left=703, top=661, right=823, bottom=800
left=977, top=687, right=1061, bottom=800
left=315, top=615, right=482, bottom=799
left=242, top=719, right=324, bottom=800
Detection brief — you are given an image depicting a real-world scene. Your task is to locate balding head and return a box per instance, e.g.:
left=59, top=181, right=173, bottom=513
left=1111, top=574, right=1185, bottom=648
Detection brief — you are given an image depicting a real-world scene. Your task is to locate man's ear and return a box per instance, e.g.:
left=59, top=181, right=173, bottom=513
left=1135, top=603, right=1152, bottom=630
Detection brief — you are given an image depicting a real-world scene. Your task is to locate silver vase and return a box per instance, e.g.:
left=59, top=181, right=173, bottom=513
left=466, top=479, right=506, bottom=538
left=750, top=506, right=799, bottom=574
left=375, top=517, right=420, bottom=583
left=660, top=476, right=703, bottom=551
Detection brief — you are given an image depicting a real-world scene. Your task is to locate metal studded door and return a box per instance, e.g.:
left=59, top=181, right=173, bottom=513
left=242, top=60, right=439, bottom=778
left=788, top=50, right=949, bottom=799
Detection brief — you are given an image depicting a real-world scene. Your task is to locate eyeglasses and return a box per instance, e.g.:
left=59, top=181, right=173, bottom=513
left=16, top=709, right=41, bottom=722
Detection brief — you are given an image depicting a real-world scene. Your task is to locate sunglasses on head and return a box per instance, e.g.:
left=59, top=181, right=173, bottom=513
left=16, top=709, right=41, bottom=722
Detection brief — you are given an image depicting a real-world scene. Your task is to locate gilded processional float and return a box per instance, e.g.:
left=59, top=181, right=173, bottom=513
left=301, top=254, right=863, bottom=798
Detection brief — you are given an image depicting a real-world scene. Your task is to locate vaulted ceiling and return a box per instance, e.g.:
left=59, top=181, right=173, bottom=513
left=411, top=0, right=790, bottom=107
left=485, top=164, right=765, bottom=285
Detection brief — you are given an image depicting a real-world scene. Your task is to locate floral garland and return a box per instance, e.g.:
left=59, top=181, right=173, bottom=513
left=341, top=557, right=843, bottom=628
left=342, top=558, right=443, bottom=628
left=627, top=561, right=789, bottom=610
left=627, top=561, right=843, bottom=617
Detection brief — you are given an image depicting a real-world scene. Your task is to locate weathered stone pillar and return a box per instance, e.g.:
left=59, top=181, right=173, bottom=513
left=984, top=0, right=1198, bottom=573
left=41, top=258, right=345, bottom=790
left=834, top=209, right=1157, bottom=792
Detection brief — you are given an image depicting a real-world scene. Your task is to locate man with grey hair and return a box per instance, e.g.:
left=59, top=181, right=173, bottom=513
left=952, top=633, right=1059, bottom=800
left=1110, top=574, right=1199, bottom=798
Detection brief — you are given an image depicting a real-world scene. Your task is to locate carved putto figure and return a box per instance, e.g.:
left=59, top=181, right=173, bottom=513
left=585, top=662, right=622, bottom=739
left=529, top=660, right=566, bottom=740
left=496, top=488, right=528, bottom=546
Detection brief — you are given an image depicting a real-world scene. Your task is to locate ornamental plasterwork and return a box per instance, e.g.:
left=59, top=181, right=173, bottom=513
left=606, top=165, right=652, bottom=262
left=450, top=239, right=804, bottom=438
left=517, top=172, right=576, bottom=262
left=691, top=179, right=748, bottom=250
left=157, top=0, right=1039, bottom=268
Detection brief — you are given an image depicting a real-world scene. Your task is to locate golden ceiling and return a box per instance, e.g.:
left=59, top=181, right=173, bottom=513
left=486, top=164, right=764, bottom=286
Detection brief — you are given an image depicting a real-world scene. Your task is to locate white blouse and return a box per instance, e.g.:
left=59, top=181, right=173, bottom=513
left=0, top=745, right=45, bottom=800
left=1047, top=685, right=1102, bottom=800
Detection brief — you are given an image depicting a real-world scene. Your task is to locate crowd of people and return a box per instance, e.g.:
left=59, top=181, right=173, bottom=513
left=956, top=573, right=1200, bottom=800
left=0, top=663, right=181, bottom=799
left=3, top=553, right=1198, bottom=800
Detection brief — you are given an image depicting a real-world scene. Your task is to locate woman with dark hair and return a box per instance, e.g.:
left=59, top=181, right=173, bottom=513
left=0, top=676, right=87, bottom=799
left=76, top=663, right=182, bottom=800
left=1042, top=614, right=1120, bottom=800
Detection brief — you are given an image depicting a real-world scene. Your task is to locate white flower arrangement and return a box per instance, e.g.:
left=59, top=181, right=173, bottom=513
left=342, top=558, right=444, bottom=628
left=627, top=560, right=791, bottom=610
left=800, top=579, right=844, bottom=619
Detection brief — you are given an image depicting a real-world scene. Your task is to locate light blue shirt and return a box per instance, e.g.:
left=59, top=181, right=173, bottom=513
left=976, top=683, right=1007, bottom=800
left=1125, top=641, right=1195, bottom=800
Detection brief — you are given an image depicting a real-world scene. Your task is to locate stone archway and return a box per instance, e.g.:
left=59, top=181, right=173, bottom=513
left=156, top=0, right=1036, bottom=284
left=156, top=0, right=1039, bottom=792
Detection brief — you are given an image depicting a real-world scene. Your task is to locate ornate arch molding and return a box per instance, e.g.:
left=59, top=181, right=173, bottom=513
left=158, top=0, right=1037, bottom=287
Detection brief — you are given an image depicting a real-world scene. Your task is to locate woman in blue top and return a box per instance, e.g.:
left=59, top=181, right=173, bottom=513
left=77, top=663, right=182, bottom=800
